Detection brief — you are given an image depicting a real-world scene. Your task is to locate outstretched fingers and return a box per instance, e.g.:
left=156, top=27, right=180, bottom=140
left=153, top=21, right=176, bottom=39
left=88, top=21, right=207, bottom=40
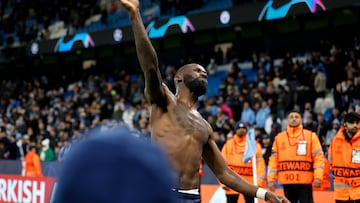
left=279, top=195, right=291, bottom=203
left=266, top=194, right=291, bottom=203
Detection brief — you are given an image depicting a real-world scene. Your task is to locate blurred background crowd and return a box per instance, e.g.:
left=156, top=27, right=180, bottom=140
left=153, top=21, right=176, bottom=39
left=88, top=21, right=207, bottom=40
left=1, top=35, right=359, bottom=164
left=0, top=0, right=248, bottom=48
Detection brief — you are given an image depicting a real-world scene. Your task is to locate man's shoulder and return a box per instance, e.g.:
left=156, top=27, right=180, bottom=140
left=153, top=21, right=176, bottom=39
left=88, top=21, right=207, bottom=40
left=225, top=137, right=235, bottom=143
left=303, top=129, right=316, bottom=137
left=275, top=130, right=286, bottom=138
left=332, top=130, right=347, bottom=141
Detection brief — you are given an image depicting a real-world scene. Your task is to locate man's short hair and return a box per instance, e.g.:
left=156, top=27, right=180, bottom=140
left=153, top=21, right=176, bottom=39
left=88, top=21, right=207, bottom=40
left=287, top=110, right=302, bottom=118
left=343, top=112, right=360, bottom=123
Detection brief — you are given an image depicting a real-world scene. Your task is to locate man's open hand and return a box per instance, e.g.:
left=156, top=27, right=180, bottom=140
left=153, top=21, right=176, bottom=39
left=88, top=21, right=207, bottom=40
left=119, top=0, right=139, bottom=12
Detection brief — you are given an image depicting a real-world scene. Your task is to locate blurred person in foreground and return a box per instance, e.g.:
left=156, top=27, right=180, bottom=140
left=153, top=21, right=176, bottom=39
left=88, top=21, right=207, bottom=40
left=328, top=112, right=360, bottom=203
left=54, top=126, right=175, bottom=203
left=119, top=0, right=290, bottom=202
left=268, top=110, right=324, bottom=203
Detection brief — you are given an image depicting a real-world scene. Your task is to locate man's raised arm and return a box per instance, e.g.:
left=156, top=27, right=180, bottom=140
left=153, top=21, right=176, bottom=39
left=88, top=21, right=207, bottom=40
left=120, top=0, right=165, bottom=105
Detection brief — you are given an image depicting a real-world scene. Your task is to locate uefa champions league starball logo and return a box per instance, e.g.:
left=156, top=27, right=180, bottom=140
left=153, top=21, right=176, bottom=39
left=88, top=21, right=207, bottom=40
left=258, top=0, right=326, bottom=21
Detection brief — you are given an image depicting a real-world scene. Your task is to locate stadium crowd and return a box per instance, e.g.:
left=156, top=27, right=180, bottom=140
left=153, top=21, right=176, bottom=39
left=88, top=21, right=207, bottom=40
left=0, top=0, right=268, bottom=48
left=0, top=0, right=214, bottom=47
left=0, top=36, right=359, bottom=164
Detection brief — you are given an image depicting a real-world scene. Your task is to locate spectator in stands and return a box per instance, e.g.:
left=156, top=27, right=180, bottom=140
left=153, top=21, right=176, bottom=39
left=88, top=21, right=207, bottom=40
left=264, top=86, right=277, bottom=112
left=303, top=113, right=317, bottom=132
left=58, top=138, right=72, bottom=162
left=207, top=58, right=217, bottom=76
left=344, top=60, right=358, bottom=81
left=276, top=85, right=286, bottom=119
left=112, top=96, right=126, bottom=120
left=39, top=138, right=55, bottom=162
left=344, top=79, right=357, bottom=107
left=354, top=98, right=360, bottom=114
left=46, top=126, right=59, bottom=151
left=255, top=100, right=271, bottom=132
left=302, top=102, right=317, bottom=125
left=324, top=119, right=341, bottom=153
left=264, top=113, right=282, bottom=142
left=313, top=66, right=328, bottom=98
left=254, top=126, right=266, bottom=143
left=218, top=95, right=234, bottom=119
left=240, top=101, right=255, bottom=127
left=214, top=108, right=232, bottom=139
left=0, top=139, right=6, bottom=159
left=122, top=105, right=136, bottom=130
left=18, top=135, right=31, bottom=158
left=328, top=107, right=343, bottom=126
left=220, top=75, right=238, bottom=98
left=4, top=136, right=19, bottom=160
left=212, top=128, right=226, bottom=150
left=314, top=113, right=330, bottom=146
left=227, top=61, right=240, bottom=81
left=134, top=119, right=151, bottom=141
left=164, top=65, right=177, bottom=93
left=284, top=84, right=295, bottom=114
left=224, top=86, right=240, bottom=118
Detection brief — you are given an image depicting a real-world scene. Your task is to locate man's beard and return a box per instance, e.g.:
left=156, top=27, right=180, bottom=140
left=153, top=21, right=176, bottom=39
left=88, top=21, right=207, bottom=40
left=184, top=75, right=208, bottom=97
left=349, top=127, right=358, bottom=136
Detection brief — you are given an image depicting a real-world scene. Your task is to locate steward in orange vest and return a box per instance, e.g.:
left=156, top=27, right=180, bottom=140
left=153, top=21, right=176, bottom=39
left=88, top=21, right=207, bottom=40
left=268, top=110, right=324, bottom=203
left=24, top=145, right=43, bottom=177
left=328, top=112, right=360, bottom=202
left=221, top=121, right=265, bottom=203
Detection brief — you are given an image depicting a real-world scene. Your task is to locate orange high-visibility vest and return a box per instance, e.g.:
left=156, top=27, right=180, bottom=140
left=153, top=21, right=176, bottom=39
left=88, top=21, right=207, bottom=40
left=221, top=134, right=266, bottom=194
left=329, top=127, right=360, bottom=201
left=24, top=151, right=43, bottom=177
left=268, top=125, right=324, bottom=185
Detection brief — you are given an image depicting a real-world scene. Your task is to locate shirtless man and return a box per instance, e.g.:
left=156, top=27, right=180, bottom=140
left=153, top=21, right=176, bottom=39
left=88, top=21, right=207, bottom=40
left=120, top=0, right=290, bottom=202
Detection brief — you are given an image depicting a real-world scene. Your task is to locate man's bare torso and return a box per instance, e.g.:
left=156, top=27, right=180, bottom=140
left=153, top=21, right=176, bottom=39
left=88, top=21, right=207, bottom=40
left=150, top=86, right=211, bottom=190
